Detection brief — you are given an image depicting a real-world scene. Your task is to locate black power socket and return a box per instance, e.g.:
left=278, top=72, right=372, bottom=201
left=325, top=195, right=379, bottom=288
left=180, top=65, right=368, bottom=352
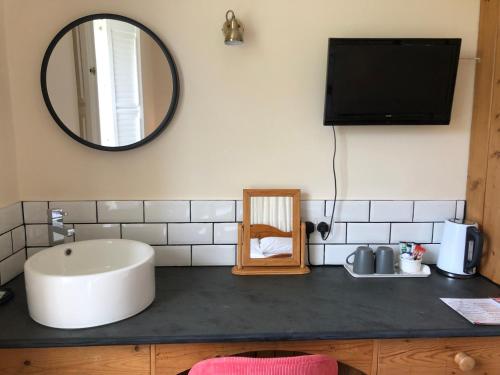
left=317, top=222, right=329, bottom=239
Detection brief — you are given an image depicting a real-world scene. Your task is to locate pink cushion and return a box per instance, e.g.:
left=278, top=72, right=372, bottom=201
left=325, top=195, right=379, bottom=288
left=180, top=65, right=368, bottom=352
left=189, top=354, right=338, bottom=375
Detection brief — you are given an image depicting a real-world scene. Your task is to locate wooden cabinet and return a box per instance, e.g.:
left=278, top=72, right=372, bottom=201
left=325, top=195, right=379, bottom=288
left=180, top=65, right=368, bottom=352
left=0, top=338, right=499, bottom=375
left=0, top=345, right=151, bottom=375
left=378, top=338, right=500, bottom=375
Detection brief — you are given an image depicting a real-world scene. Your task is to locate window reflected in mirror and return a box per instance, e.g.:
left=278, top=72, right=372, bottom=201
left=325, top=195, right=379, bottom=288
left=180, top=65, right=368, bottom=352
left=250, top=196, right=293, bottom=259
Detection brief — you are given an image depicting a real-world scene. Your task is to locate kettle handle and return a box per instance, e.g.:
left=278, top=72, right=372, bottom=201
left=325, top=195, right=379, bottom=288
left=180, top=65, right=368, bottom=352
left=464, top=226, right=483, bottom=273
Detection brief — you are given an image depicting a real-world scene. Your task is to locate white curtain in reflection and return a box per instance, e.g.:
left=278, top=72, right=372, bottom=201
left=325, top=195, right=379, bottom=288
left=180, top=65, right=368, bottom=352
left=250, top=197, right=292, bottom=232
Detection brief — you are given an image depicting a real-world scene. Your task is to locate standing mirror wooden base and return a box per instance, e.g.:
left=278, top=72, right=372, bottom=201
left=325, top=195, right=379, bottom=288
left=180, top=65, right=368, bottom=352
left=232, top=223, right=310, bottom=276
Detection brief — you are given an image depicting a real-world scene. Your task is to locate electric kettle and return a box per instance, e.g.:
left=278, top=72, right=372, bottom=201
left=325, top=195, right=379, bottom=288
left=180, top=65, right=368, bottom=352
left=437, top=219, right=483, bottom=278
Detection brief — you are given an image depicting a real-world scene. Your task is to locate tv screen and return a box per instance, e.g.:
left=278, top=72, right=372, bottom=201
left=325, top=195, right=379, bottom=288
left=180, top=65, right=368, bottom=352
left=323, top=38, right=461, bottom=125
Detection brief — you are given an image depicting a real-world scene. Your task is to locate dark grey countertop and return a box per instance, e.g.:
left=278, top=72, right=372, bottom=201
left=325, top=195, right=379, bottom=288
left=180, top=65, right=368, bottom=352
left=0, top=266, right=499, bottom=348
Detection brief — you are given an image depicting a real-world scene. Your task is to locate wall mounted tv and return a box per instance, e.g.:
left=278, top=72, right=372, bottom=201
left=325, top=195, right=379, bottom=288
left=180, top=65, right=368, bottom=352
left=323, top=38, right=461, bottom=125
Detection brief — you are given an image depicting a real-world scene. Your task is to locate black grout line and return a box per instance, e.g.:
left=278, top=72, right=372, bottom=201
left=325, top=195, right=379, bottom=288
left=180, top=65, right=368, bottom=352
left=0, top=224, right=24, bottom=238
left=9, top=230, right=14, bottom=254
left=20, top=202, right=27, bottom=250
left=0, top=246, right=27, bottom=263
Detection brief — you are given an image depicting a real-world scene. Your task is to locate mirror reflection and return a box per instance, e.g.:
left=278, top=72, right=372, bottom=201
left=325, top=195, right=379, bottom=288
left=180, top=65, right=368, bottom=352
left=250, top=196, right=293, bottom=259
left=45, top=17, right=175, bottom=148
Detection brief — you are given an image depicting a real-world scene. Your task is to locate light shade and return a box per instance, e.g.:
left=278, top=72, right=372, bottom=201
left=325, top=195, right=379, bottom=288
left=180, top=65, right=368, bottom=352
left=222, top=10, right=244, bottom=45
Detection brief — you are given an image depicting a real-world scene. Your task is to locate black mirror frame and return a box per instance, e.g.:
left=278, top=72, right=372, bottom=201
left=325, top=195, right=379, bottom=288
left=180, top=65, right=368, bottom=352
left=40, top=13, right=180, bottom=152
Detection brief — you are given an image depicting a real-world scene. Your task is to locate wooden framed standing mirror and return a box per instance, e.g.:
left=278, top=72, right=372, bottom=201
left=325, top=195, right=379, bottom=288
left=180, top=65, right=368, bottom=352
left=232, top=189, right=310, bottom=275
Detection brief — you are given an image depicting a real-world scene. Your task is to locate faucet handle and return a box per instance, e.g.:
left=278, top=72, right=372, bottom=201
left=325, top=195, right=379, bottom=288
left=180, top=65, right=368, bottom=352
left=48, top=208, right=67, bottom=219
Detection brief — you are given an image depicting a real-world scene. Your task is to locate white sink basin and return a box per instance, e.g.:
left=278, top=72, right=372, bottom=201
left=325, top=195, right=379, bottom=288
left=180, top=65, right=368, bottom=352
left=24, top=239, right=155, bottom=329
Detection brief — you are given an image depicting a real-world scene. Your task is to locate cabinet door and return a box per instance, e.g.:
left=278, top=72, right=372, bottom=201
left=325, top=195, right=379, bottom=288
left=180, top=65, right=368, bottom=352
left=0, top=345, right=151, bottom=375
left=378, top=339, right=448, bottom=375
left=378, top=338, right=500, bottom=375
left=445, top=337, right=500, bottom=375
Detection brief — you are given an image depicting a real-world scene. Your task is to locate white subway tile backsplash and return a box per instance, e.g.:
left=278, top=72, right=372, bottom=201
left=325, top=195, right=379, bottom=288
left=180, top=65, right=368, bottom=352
left=325, top=244, right=363, bottom=265
left=74, top=224, right=120, bottom=241
left=11, top=226, right=25, bottom=252
left=413, top=201, right=456, bottom=222
left=347, top=223, right=390, bottom=244
left=433, top=222, right=444, bottom=243
left=0, top=249, right=26, bottom=285
left=456, top=201, right=465, bottom=220
left=154, top=246, right=191, bottom=266
left=370, top=201, right=413, bottom=222
left=97, top=201, right=143, bottom=223
left=27, top=247, right=46, bottom=258
left=26, top=224, right=74, bottom=246
left=168, top=223, right=212, bottom=245
left=307, top=244, right=324, bottom=265
left=2, top=199, right=463, bottom=270
left=301, top=201, right=325, bottom=221
left=391, top=223, right=433, bottom=243
left=0, top=232, right=12, bottom=261
left=326, top=201, right=369, bottom=222
left=0, top=203, right=23, bottom=233
left=236, top=201, right=243, bottom=222
left=122, top=224, right=167, bottom=245
left=214, top=223, right=238, bottom=244
left=23, top=201, right=48, bottom=224
left=309, top=222, right=346, bottom=244
left=192, top=245, right=235, bottom=266
left=48, top=201, right=96, bottom=223
left=191, top=201, right=235, bottom=222
left=145, top=201, right=190, bottom=223
left=26, top=224, right=49, bottom=246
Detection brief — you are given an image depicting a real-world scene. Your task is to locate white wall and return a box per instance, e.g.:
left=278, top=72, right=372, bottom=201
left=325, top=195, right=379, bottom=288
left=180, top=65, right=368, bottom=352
left=0, top=0, right=18, bottom=207
left=2, top=0, right=479, bottom=201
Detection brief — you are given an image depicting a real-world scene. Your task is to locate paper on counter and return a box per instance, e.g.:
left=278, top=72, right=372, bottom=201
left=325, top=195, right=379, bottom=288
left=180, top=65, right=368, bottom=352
left=441, top=298, right=500, bottom=325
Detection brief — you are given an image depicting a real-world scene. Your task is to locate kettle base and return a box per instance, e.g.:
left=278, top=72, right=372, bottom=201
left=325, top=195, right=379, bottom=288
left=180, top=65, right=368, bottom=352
left=436, top=267, right=477, bottom=279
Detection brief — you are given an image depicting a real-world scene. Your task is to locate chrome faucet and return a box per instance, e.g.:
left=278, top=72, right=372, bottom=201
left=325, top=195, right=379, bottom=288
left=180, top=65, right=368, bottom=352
left=48, top=209, right=75, bottom=246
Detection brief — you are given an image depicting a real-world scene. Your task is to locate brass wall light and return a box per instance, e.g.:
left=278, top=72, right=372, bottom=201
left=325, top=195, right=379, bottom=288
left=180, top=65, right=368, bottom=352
left=222, top=10, right=244, bottom=45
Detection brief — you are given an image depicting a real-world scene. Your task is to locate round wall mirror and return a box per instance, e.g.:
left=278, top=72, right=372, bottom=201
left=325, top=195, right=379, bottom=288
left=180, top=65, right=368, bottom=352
left=41, top=14, right=179, bottom=151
